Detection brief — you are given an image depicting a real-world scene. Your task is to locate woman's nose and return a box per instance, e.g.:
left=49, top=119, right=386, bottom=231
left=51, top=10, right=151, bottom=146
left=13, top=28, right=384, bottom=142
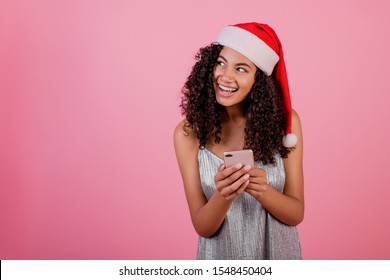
left=219, top=69, right=234, bottom=82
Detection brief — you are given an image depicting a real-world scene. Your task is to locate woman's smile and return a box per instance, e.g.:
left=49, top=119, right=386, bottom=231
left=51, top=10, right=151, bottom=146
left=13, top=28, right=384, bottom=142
left=217, top=83, right=238, bottom=97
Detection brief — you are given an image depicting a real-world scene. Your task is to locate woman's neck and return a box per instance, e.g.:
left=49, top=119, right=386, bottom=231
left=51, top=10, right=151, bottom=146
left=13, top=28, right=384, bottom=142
left=221, top=104, right=246, bottom=123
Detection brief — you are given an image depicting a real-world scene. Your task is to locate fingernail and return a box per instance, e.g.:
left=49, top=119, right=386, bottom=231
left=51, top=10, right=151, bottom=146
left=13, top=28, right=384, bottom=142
left=243, top=174, right=250, bottom=180
left=235, top=163, right=243, bottom=169
left=244, top=165, right=251, bottom=171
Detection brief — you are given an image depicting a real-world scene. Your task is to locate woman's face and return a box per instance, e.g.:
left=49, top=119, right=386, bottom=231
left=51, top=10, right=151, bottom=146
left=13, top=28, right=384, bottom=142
left=213, top=46, right=256, bottom=108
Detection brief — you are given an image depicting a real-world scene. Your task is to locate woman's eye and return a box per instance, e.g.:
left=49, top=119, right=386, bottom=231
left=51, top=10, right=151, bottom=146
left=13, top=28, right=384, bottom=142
left=216, top=61, right=225, bottom=67
left=237, top=67, right=247, bottom=73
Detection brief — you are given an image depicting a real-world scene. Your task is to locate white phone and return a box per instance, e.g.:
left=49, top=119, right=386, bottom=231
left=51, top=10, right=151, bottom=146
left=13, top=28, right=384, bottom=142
left=223, top=149, right=255, bottom=169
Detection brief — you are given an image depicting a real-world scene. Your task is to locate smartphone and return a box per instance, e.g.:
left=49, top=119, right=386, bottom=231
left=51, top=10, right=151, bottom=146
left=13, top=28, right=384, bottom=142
left=223, top=149, right=255, bottom=169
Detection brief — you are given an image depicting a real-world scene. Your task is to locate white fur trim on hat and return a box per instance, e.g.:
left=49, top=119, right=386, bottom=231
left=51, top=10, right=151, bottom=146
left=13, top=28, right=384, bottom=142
left=216, top=26, right=279, bottom=76
left=282, top=133, right=297, bottom=148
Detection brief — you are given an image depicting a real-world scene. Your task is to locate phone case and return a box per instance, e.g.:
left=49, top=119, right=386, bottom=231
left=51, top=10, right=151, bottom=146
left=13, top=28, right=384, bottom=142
left=223, top=149, right=255, bottom=169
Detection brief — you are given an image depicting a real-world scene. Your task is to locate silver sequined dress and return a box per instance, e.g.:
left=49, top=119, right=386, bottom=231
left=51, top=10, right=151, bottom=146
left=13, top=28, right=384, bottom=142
left=197, top=148, right=302, bottom=260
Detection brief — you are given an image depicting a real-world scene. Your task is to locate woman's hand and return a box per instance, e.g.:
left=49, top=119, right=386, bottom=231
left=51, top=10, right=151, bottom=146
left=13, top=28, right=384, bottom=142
left=245, top=166, right=269, bottom=200
left=214, top=163, right=252, bottom=201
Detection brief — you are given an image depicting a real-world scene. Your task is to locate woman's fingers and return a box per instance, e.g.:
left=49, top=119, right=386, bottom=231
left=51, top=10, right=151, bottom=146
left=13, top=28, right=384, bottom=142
left=215, top=164, right=251, bottom=188
left=214, top=163, right=242, bottom=182
left=245, top=168, right=268, bottom=198
left=214, top=164, right=269, bottom=201
left=248, top=168, right=268, bottom=185
left=225, top=179, right=250, bottom=201
left=219, top=173, right=250, bottom=198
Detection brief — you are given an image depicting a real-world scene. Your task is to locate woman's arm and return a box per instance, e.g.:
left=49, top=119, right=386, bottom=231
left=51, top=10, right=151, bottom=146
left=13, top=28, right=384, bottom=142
left=174, top=120, right=250, bottom=237
left=245, top=110, right=304, bottom=226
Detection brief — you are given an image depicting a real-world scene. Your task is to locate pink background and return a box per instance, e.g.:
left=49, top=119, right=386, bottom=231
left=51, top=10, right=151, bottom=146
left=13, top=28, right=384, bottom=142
left=1, top=0, right=389, bottom=260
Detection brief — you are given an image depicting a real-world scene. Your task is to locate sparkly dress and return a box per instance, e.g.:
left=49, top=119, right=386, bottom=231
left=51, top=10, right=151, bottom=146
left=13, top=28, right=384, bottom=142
left=196, top=148, right=302, bottom=260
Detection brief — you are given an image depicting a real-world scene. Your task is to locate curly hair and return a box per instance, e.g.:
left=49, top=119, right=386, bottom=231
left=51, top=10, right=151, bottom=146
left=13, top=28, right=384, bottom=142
left=180, top=43, right=291, bottom=164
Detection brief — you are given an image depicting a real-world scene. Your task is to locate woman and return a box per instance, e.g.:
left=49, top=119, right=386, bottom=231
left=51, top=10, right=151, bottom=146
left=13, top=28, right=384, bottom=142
left=174, top=22, right=304, bottom=259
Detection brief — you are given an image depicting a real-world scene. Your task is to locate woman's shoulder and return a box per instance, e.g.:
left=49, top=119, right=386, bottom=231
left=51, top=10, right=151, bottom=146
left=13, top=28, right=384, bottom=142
left=283, top=108, right=303, bottom=164
left=292, top=109, right=301, bottom=125
left=174, top=119, right=199, bottom=150
left=291, top=109, right=303, bottom=138
left=174, top=119, right=200, bottom=171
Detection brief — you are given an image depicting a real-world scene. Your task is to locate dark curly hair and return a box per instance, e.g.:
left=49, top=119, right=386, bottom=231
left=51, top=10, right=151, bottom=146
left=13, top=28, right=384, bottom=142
left=180, top=43, right=291, bottom=164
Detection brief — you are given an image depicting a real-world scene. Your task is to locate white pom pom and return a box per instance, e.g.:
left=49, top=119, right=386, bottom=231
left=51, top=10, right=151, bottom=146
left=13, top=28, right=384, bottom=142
left=282, top=133, right=297, bottom=148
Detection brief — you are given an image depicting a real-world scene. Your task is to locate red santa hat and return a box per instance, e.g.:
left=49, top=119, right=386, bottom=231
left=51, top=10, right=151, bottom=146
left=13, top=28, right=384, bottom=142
left=216, top=22, right=297, bottom=148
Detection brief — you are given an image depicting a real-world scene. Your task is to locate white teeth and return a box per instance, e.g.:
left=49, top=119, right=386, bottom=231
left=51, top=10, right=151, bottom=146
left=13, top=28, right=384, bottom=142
left=219, top=84, right=237, bottom=92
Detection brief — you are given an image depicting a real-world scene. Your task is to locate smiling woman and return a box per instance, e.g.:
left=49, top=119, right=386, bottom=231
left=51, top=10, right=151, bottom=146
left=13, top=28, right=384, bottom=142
left=213, top=47, right=256, bottom=105
left=174, top=22, right=304, bottom=260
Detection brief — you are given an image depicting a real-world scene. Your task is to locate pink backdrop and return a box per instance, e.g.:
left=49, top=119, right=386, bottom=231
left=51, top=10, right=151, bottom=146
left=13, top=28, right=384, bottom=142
left=1, top=0, right=389, bottom=259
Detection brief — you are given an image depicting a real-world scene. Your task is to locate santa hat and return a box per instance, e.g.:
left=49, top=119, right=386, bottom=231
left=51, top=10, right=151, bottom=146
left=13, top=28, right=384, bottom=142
left=216, top=22, right=297, bottom=148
